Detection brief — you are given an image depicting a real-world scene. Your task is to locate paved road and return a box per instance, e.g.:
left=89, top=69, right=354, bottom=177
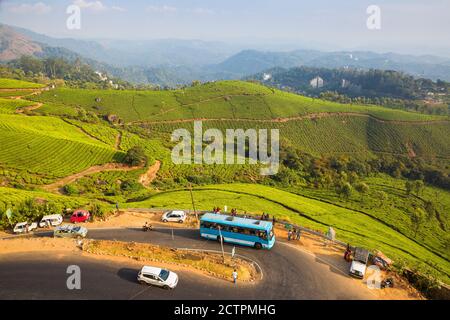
left=0, top=228, right=376, bottom=300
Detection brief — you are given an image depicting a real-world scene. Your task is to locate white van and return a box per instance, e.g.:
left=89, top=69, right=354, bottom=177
left=39, top=214, right=63, bottom=228
left=13, top=222, right=38, bottom=234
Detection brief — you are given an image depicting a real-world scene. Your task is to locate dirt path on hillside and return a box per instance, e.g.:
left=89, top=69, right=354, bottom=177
left=114, top=131, right=122, bottom=150
left=132, top=112, right=450, bottom=126
left=15, top=102, right=43, bottom=113
left=43, top=163, right=144, bottom=193
left=138, top=160, right=161, bottom=187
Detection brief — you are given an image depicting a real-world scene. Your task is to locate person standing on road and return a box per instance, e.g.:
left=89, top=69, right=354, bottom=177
left=296, top=228, right=301, bottom=240
left=232, top=269, right=238, bottom=284
left=287, top=229, right=292, bottom=241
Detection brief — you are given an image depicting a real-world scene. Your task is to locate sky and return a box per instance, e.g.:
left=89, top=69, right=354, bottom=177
left=0, top=0, right=449, bottom=56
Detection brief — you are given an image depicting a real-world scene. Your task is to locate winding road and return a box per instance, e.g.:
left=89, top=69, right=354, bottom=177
left=0, top=227, right=377, bottom=300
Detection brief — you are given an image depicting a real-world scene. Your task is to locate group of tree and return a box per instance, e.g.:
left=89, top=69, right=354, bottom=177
left=0, top=56, right=132, bottom=89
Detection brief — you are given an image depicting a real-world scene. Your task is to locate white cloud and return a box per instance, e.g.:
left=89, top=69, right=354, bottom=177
left=190, top=8, right=215, bottom=15
left=146, top=5, right=178, bottom=13
left=73, top=0, right=107, bottom=12
left=112, top=6, right=126, bottom=12
left=8, top=2, right=52, bottom=14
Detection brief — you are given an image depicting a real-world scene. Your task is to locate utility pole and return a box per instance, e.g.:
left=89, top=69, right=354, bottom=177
left=218, top=225, right=225, bottom=263
left=189, top=183, right=198, bottom=221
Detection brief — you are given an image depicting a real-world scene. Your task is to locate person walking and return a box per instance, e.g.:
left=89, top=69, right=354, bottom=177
left=287, top=229, right=292, bottom=241
left=232, top=269, right=238, bottom=284
left=115, top=202, right=119, bottom=213
left=296, top=228, right=301, bottom=240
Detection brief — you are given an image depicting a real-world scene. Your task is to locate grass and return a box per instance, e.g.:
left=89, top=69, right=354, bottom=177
left=0, top=98, right=34, bottom=114
left=123, top=183, right=450, bottom=284
left=30, top=81, right=447, bottom=123
left=142, top=117, right=450, bottom=159
left=0, top=78, right=45, bottom=89
left=0, top=114, right=123, bottom=183
left=84, top=239, right=256, bottom=281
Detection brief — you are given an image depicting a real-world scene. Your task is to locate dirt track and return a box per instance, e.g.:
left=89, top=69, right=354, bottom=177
left=42, top=163, right=144, bottom=193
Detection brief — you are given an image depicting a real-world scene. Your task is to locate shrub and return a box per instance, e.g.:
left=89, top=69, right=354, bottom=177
left=123, top=146, right=148, bottom=167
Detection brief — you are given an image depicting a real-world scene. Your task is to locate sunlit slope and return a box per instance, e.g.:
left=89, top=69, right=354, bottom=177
left=31, top=80, right=446, bottom=122
left=0, top=114, right=123, bottom=182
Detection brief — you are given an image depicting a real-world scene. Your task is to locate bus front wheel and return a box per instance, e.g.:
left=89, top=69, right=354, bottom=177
left=254, top=242, right=262, bottom=250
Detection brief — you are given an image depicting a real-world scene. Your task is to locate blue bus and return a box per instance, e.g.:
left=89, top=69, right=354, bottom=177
left=200, top=213, right=275, bottom=249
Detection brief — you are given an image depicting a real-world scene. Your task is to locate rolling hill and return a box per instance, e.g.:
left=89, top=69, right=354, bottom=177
left=0, top=77, right=449, bottom=285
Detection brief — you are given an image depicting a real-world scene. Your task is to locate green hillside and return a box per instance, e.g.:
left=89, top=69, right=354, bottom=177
left=0, top=78, right=45, bottom=89
left=0, top=114, right=123, bottom=184
left=0, top=78, right=449, bottom=286
left=30, top=81, right=446, bottom=122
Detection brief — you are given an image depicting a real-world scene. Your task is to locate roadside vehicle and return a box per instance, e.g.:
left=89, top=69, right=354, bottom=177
left=70, top=210, right=90, bottom=223
left=137, top=266, right=178, bottom=289
left=161, top=210, right=186, bottom=223
left=349, top=247, right=370, bottom=278
left=13, top=222, right=38, bottom=234
left=200, top=213, right=275, bottom=249
left=39, top=214, right=63, bottom=228
left=53, top=224, right=88, bottom=239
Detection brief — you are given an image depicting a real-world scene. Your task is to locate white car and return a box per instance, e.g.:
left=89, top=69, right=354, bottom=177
left=39, top=214, right=63, bottom=228
left=137, top=266, right=179, bottom=289
left=13, top=222, right=38, bottom=234
left=161, top=210, right=187, bottom=223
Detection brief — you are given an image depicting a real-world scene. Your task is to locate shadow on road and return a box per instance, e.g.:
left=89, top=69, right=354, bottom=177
left=117, top=267, right=140, bottom=284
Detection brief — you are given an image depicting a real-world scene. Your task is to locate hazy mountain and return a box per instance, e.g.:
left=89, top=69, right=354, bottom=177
left=213, top=50, right=450, bottom=81
left=2, top=23, right=450, bottom=85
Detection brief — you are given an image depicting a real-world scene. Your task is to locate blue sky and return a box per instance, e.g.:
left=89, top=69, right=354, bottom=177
left=1, top=0, right=449, bottom=55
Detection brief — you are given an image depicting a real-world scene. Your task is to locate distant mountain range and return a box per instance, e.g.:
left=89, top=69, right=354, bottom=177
left=2, top=23, right=450, bottom=86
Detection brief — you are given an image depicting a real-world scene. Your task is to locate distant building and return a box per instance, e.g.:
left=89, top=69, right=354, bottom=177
left=341, top=79, right=350, bottom=88
left=263, top=73, right=272, bottom=81
left=310, top=76, right=324, bottom=89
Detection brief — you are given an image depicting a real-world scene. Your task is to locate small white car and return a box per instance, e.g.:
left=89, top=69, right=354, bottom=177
left=13, top=222, right=38, bottom=234
left=161, top=210, right=187, bottom=223
left=39, top=214, right=63, bottom=228
left=137, top=266, right=179, bottom=289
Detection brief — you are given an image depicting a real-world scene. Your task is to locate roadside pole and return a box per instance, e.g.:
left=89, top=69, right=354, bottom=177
left=189, top=184, right=198, bottom=221
left=218, top=225, right=225, bottom=263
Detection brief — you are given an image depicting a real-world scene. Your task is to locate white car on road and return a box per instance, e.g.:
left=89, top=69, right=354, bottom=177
left=13, top=222, right=38, bottom=234
left=161, top=210, right=187, bottom=223
left=137, top=266, right=179, bottom=289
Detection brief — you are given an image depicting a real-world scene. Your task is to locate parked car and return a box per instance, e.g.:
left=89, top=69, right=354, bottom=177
left=70, top=210, right=90, bottom=223
left=349, top=247, right=370, bottom=279
left=39, top=214, right=63, bottom=228
left=161, top=210, right=187, bottom=223
left=13, top=222, right=38, bottom=234
left=137, top=266, right=178, bottom=289
left=54, top=224, right=88, bottom=239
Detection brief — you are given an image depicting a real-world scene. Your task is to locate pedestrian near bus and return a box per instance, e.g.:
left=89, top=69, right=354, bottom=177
left=232, top=269, right=238, bottom=284
left=287, top=229, right=292, bottom=241
left=296, top=228, right=301, bottom=240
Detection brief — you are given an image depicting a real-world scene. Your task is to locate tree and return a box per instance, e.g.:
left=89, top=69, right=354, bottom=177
left=410, top=208, right=425, bottom=237
left=405, top=180, right=414, bottom=195
left=338, top=182, right=353, bottom=200
left=423, top=201, right=436, bottom=221
left=123, top=146, right=148, bottom=167
left=413, top=180, right=424, bottom=196
left=354, top=182, right=370, bottom=199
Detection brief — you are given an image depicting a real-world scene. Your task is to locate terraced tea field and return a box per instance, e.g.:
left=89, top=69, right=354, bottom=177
left=30, top=81, right=446, bottom=123
left=0, top=114, right=123, bottom=183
